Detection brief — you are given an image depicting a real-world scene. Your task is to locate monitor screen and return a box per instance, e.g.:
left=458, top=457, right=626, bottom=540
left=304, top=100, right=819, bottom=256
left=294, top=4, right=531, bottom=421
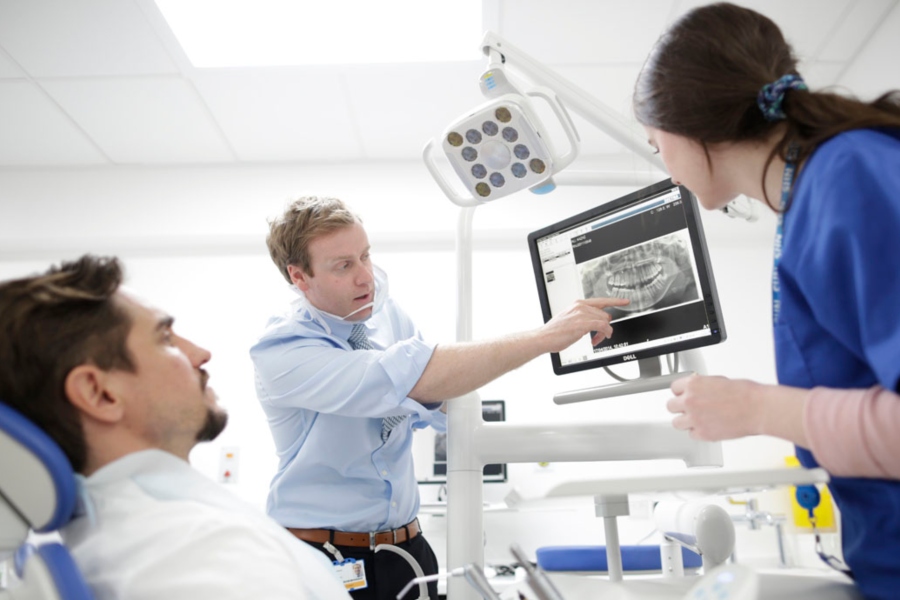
left=417, top=400, right=507, bottom=484
left=527, top=179, right=726, bottom=375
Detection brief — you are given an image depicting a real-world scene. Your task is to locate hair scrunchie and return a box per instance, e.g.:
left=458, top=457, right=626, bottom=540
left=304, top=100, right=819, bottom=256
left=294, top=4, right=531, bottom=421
left=757, top=74, right=808, bottom=121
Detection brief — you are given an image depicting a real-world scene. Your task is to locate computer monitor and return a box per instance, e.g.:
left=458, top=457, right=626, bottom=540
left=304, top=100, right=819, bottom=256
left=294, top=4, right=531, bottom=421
left=527, top=179, right=726, bottom=376
left=417, top=400, right=507, bottom=484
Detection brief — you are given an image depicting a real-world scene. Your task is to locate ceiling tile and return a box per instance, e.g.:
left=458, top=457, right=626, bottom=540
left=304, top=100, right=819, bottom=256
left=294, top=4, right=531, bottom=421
left=346, top=62, right=487, bottom=159
left=0, top=49, right=24, bottom=79
left=0, top=0, right=177, bottom=77
left=499, top=0, right=675, bottom=65
left=838, top=1, right=900, bottom=99
left=42, top=77, right=234, bottom=164
left=193, top=68, right=363, bottom=162
left=0, top=0, right=896, bottom=168
left=0, top=81, right=107, bottom=165
left=815, top=0, right=896, bottom=61
left=799, top=61, right=846, bottom=90
left=676, top=0, right=852, bottom=61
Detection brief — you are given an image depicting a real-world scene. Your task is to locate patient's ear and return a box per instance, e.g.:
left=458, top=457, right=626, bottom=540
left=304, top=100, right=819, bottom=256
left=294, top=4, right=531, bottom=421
left=64, top=365, right=124, bottom=424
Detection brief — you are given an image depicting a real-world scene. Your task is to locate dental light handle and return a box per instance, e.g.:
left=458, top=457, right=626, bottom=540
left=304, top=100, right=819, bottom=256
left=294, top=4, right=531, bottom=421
left=526, top=86, right=579, bottom=174
left=422, top=139, right=478, bottom=207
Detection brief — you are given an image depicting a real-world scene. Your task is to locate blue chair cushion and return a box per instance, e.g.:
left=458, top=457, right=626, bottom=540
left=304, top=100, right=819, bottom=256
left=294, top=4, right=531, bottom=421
left=536, top=544, right=702, bottom=572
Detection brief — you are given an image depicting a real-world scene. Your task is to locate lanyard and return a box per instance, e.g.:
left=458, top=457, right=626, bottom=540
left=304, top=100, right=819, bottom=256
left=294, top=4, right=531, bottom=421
left=772, top=144, right=800, bottom=324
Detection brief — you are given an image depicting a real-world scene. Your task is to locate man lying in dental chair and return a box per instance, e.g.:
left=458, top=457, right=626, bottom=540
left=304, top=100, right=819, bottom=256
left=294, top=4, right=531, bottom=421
left=0, top=255, right=352, bottom=600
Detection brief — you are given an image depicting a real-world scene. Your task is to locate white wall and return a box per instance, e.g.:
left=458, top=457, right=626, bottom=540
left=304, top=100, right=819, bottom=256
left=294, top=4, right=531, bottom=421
left=1, top=161, right=824, bottom=570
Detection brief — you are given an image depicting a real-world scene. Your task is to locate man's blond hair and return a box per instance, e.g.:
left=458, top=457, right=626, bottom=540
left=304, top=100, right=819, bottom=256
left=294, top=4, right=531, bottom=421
left=266, top=196, right=361, bottom=283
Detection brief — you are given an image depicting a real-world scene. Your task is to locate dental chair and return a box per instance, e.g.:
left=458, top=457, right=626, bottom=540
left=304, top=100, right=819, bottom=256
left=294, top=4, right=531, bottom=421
left=536, top=544, right=703, bottom=575
left=0, top=402, right=94, bottom=600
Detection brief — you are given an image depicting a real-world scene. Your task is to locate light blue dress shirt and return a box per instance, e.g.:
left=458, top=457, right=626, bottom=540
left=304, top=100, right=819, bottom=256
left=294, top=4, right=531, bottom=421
left=250, top=279, right=446, bottom=532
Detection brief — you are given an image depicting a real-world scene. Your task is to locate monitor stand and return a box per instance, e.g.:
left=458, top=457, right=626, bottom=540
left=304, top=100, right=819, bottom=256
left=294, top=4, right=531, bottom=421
left=553, top=355, right=692, bottom=405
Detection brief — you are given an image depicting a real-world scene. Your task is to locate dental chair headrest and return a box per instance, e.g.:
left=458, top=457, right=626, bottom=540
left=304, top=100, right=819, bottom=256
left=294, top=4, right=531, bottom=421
left=0, top=402, right=77, bottom=536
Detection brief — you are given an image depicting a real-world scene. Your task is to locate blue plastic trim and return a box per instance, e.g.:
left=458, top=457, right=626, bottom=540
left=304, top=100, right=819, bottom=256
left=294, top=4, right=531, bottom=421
left=536, top=544, right=702, bottom=572
left=0, top=402, right=77, bottom=531
left=529, top=181, right=557, bottom=194
left=36, top=543, right=95, bottom=600
left=14, top=543, right=36, bottom=579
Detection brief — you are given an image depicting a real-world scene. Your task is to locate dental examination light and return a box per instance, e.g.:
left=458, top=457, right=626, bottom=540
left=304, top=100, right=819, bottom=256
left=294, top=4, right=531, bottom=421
left=423, top=32, right=759, bottom=222
left=423, top=59, right=580, bottom=206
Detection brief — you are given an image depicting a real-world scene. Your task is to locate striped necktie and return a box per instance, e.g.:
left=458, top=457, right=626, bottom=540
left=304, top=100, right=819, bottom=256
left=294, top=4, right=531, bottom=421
left=348, top=323, right=406, bottom=442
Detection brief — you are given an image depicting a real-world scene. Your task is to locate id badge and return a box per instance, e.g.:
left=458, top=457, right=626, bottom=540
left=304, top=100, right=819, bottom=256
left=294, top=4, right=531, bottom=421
left=334, top=558, right=367, bottom=591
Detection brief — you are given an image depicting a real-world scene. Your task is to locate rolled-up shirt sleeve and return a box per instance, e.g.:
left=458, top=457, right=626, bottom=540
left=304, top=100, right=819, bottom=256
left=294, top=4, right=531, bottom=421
left=804, top=385, right=900, bottom=479
left=252, top=331, right=436, bottom=419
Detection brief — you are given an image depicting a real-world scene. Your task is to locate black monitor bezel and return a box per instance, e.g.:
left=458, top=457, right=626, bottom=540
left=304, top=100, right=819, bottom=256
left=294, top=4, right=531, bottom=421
left=420, top=400, right=507, bottom=484
left=527, top=178, right=726, bottom=375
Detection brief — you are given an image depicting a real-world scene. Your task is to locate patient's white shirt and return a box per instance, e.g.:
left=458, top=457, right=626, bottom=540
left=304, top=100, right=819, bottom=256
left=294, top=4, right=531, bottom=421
left=61, top=449, right=351, bottom=600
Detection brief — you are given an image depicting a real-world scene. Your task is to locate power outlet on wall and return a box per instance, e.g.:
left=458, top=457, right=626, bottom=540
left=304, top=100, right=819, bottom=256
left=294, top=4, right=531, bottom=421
left=219, top=446, right=240, bottom=484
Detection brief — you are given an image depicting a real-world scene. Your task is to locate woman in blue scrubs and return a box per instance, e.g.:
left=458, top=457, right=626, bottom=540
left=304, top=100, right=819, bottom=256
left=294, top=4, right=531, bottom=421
left=632, top=3, right=900, bottom=599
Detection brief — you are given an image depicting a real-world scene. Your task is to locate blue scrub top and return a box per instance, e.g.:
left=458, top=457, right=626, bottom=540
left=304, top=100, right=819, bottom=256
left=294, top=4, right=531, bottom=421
left=777, top=128, right=900, bottom=600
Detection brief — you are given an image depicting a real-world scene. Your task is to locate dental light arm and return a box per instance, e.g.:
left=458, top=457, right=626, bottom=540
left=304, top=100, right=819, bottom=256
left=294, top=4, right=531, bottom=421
left=479, top=32, right=664, bottom=172
left=424, top=32, right=759, bottom=221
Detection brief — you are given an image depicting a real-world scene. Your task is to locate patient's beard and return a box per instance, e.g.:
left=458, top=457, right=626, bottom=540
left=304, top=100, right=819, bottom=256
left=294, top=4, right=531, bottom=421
left=195, top=407, right=228, bottom=442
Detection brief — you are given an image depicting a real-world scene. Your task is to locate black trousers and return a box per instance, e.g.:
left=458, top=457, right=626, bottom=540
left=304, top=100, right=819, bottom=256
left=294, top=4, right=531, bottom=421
left=308, top=533, right=440, bottom=600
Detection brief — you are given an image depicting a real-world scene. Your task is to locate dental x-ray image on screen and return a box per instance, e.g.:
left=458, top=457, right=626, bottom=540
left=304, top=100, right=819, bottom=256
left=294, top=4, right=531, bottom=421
left=528, top=179, right=725, bottom=375
left=579, top=229, right=700, bottom=323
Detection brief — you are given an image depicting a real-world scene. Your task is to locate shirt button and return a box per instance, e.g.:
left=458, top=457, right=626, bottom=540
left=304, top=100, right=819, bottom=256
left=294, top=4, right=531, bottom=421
left=391, top=501, right=397, bottom=507
left=381, top=470, right=388, bottom=476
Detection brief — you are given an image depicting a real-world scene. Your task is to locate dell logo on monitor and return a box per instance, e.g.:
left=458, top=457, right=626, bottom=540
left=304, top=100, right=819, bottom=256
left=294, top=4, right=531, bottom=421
left=623, top=354, right=637, bottom=361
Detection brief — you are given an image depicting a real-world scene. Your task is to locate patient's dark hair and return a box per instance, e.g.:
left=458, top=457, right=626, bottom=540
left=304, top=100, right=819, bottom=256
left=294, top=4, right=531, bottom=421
left=0, top=255, right=134, bottom=473
left=633, top=2, right=900, bottom=207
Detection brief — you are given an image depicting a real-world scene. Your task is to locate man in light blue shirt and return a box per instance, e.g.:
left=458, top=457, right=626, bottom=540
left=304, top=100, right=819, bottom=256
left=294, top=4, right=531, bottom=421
left=251, top=196, right=627, bottom=600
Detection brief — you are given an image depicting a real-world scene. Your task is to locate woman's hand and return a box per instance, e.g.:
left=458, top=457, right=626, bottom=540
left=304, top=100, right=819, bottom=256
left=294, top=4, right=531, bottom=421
left=667, top=374, right=766, bottom=440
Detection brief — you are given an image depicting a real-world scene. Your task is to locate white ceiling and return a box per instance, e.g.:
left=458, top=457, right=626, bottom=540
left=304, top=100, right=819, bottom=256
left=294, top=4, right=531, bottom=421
left=0, top=0, right=898, bottom=168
